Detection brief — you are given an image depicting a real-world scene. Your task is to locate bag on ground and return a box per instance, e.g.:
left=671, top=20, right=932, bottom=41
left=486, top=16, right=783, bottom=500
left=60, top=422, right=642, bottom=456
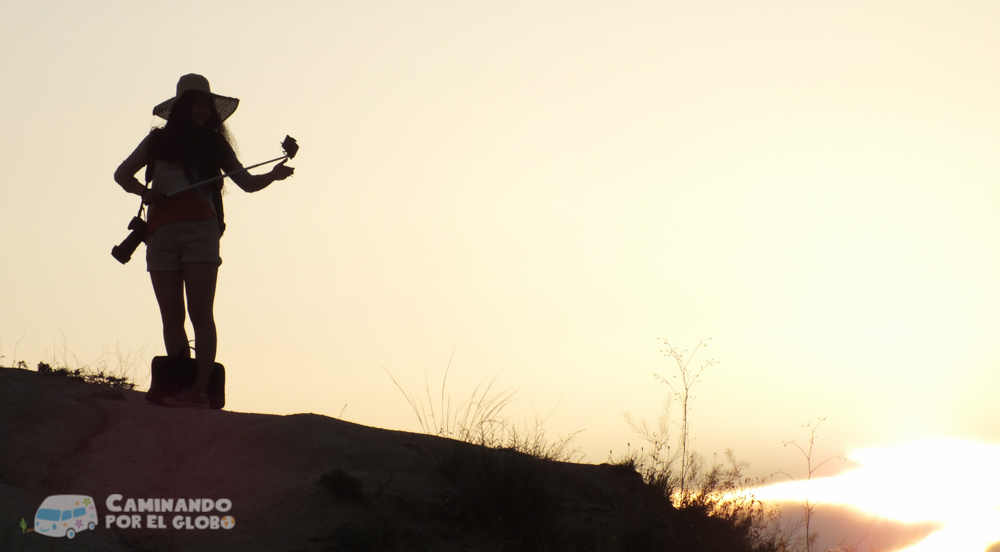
left=145, top=356, right=226, bottom=410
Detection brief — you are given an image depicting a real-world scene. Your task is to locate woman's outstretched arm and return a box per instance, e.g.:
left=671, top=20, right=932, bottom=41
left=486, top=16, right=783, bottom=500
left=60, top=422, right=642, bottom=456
left=228, top=159, right=294, bottom=193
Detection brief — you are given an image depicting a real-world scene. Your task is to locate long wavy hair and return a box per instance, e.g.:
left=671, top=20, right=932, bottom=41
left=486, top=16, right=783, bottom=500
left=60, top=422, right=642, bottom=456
left=147, top=90, right=235, bottom=187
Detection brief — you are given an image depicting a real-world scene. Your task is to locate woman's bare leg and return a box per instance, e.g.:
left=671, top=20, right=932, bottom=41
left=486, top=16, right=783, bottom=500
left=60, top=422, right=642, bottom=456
left=183, top=262, right=219, bottom=396
left=150, top=271, right=189, bottom=358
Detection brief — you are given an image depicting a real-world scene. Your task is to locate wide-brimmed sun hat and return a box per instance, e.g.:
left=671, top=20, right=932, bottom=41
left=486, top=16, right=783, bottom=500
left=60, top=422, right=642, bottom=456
left=152, top=74, right=240, bottom=123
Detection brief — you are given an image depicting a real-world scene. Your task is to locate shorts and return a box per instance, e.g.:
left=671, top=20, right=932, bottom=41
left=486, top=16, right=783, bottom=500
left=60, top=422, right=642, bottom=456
left=146, top=218, right=222, bottom=272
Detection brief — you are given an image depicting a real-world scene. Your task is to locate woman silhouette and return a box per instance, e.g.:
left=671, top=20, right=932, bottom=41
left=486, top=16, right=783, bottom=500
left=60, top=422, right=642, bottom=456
left=114, top=74, right=293, bottom=408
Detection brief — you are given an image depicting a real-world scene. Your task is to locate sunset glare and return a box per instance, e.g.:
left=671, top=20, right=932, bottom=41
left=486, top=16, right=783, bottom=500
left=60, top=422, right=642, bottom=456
left=754, top=438, right=1000, bottom=552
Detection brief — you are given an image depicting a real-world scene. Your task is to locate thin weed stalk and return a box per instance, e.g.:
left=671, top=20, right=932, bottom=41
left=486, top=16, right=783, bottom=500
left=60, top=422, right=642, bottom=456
left=775, top=418, right=845, bottom=552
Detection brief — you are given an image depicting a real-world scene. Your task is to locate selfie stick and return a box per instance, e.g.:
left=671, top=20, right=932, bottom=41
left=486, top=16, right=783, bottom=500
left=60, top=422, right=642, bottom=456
left=165, top=135, right=299, bottom=198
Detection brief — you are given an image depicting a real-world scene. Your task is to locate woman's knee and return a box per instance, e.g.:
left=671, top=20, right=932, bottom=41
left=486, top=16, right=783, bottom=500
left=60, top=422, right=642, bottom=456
left=150, top=271, right=187, bottom=326
left=187, top=306, right=216, bottom=331
left=160, top=304, right=187, bottom=328
left=183, top=263, right=218, bottom=328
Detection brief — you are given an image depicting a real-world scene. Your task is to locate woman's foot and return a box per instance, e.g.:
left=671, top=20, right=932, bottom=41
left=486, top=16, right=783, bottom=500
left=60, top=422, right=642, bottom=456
left=162, top=386, right=210, bottom=409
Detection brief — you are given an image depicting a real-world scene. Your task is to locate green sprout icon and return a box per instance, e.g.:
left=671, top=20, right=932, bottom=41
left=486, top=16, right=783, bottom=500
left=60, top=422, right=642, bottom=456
left=20, top=518, right=26, bottom=533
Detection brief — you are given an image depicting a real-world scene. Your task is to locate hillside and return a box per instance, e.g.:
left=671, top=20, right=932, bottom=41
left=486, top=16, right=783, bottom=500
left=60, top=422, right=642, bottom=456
left=0, top=366, right=764, bottom=552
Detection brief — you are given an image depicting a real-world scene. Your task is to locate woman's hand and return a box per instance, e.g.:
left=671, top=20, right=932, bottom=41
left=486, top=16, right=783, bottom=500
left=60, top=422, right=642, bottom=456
left=232, top=160, right=296, bottom=193
left=270, top=160, right=295, bottom=181
left=142, top=189, right=167, bottom=205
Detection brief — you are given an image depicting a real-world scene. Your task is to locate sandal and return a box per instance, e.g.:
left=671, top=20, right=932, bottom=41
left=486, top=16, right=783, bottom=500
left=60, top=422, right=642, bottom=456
left=162, top=386, right=210, bottom=409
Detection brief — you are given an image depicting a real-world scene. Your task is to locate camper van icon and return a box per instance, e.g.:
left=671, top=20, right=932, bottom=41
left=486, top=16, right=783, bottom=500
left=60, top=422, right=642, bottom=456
left=34, top=495, right=98, bottom=539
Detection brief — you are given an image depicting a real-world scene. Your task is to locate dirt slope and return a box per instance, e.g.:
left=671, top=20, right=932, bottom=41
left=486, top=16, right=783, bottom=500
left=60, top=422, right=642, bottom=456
left=0, top=367, right=656, bottom=552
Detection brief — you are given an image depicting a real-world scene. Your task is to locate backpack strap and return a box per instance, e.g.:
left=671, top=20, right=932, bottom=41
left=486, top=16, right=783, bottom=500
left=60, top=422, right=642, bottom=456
left=212, top=181, right=226, bottom=237
left=128, top=155, right=151, bottom=222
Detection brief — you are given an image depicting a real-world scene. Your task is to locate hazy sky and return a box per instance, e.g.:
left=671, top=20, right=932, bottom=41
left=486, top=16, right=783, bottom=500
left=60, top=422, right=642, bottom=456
left=3, top=2, right=1000, bottom=549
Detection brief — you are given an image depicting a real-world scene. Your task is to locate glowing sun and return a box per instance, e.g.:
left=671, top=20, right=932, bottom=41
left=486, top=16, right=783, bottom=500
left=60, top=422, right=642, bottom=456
left=753, top=438, right=1000, bottom=552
